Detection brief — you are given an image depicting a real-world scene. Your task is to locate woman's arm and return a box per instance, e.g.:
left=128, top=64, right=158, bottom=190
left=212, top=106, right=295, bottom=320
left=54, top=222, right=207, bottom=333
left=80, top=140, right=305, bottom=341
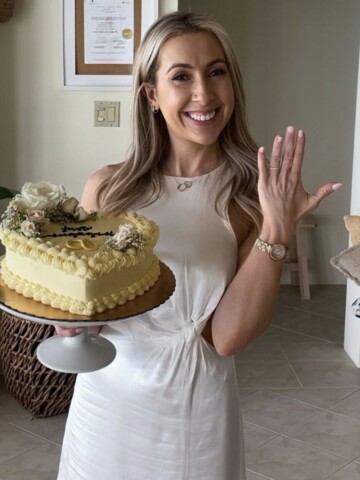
left=210, top=127, right=341, bottom=356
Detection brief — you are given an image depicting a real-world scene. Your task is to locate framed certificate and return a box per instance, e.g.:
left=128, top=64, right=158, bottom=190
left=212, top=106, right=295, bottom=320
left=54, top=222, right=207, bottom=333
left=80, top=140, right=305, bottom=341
left=63, top=0, right=159, bottom=89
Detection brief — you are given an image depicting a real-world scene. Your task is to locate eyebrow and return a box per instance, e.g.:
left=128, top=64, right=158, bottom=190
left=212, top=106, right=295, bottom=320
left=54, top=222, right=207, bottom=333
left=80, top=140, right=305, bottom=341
left=165, top=58, right=227, bottom=74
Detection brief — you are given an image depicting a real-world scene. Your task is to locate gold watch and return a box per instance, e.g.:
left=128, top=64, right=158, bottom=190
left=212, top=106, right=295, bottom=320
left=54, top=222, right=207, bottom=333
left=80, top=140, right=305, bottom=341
left=254, top=237, right=288, bottom=261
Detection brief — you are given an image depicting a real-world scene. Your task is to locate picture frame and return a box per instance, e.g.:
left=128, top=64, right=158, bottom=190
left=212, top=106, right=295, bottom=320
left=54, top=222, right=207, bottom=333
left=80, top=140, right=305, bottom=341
left=62, top=0, right=159, bottom=90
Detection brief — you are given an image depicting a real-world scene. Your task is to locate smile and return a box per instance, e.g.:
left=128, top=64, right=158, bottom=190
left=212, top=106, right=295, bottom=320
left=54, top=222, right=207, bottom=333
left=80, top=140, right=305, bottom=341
left=187, top=110, right=217, bottom=122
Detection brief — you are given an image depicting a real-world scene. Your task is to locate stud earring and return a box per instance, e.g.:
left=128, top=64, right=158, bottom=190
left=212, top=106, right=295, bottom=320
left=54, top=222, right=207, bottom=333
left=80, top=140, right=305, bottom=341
left=152, top=106, right=159, bottom=114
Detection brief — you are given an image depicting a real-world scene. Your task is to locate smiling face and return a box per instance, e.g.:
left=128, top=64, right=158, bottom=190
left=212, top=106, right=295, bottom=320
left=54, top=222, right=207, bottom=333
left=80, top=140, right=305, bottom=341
left=144, top=31, right=235, bottom=154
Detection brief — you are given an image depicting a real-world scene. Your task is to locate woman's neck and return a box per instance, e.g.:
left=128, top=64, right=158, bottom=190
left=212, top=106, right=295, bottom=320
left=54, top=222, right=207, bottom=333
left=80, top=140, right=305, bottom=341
left=163, top=144, right=223, bottom=177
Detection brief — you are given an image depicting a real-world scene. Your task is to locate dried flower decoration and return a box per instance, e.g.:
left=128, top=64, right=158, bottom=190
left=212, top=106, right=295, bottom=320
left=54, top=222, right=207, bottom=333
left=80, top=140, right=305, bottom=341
left=0, top=181, right=96, bottom=238
left=105, top=224, right=144, bottom=252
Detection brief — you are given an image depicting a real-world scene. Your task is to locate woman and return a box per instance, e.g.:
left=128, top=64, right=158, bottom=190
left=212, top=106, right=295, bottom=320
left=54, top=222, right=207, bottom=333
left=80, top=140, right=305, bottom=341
left=56, top=11, right=340, bottom=479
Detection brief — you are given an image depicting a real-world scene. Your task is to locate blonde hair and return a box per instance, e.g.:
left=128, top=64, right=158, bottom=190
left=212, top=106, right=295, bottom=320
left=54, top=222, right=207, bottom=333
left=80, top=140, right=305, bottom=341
left=97, top=11, right=262, bottom=231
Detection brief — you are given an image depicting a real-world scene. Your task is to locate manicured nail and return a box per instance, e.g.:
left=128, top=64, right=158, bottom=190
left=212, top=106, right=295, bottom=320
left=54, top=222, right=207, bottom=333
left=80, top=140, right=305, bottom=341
left=287, top=126, right=294, bottom=133
left=277, top=135, right=283, bottom=142
left=259, top=146, right=265, bottom=153
left=332, top=183, right=342, bottom=191
left=298, top=130, right=304, bottom=137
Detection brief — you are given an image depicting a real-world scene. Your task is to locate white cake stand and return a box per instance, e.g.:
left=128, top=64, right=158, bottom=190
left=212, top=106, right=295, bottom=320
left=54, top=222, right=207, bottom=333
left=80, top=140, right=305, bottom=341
left=0, top=261, right=175, bottom=374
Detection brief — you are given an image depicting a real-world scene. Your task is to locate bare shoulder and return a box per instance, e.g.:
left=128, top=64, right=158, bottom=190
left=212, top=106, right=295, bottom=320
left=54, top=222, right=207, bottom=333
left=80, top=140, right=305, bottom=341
left=81, top=164, right=120, bottom=211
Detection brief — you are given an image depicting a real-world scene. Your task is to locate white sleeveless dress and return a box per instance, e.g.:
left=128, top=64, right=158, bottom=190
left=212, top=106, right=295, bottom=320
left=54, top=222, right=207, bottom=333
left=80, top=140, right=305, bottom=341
left=57, top=164, right=246, bottom=480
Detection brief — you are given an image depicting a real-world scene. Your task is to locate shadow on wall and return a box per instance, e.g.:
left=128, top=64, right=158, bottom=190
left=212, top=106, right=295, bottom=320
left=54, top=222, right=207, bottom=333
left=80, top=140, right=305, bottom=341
left=0, top=0, right=37, bottom=192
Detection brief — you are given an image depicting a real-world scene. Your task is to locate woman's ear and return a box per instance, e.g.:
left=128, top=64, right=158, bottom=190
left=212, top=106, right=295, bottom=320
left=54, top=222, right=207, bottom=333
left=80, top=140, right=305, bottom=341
left=143, top=83, right=158, bottom=111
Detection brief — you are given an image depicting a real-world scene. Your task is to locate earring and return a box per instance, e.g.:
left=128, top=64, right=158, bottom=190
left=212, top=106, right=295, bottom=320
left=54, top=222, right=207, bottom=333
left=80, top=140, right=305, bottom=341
left=152, top=106, right=159, bottom=114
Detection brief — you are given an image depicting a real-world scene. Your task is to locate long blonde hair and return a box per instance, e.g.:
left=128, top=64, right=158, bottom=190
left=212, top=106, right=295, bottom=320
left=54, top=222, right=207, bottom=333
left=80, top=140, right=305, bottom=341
left=97, top=11, right=262, bottom=231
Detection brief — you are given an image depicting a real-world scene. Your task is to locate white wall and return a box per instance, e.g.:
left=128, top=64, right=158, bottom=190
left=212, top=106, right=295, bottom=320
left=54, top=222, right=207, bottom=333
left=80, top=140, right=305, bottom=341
left=0, top=0, right=178, bottom=199
left=179, top=0, right=360, bottom=285
left=344, top=47, right=360, bottom=366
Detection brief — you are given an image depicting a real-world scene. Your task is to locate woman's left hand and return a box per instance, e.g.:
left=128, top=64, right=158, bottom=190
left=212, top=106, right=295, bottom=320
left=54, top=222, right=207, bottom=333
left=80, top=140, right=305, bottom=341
left=257, top=126, right=341, bottom=244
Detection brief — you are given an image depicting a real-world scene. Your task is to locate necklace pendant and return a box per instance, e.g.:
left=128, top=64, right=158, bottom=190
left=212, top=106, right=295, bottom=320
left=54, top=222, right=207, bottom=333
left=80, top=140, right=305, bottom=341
left=177, top=180, right=192, bottom=192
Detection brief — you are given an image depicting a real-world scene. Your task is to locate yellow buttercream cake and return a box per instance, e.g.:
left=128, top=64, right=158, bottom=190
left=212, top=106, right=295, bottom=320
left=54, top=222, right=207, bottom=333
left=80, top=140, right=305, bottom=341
left=0, top=182, right=160, bottom=316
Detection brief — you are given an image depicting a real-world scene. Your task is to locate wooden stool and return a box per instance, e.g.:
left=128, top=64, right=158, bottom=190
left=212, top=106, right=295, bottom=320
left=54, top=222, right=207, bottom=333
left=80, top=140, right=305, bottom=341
left=284, top=215, right=317, bottom=300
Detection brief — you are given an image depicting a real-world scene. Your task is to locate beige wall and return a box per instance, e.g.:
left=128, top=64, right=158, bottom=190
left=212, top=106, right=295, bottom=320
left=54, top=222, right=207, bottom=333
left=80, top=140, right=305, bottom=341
left=1, top=0, right=359, bottom=284
left=0, top=0, right=177, bottom=199
left=180, top=0, right=360, bottom=284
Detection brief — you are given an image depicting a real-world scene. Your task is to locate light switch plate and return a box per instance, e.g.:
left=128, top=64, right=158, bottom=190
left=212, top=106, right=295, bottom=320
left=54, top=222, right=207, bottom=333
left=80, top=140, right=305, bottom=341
left=94, top=101, right=120, bottom=127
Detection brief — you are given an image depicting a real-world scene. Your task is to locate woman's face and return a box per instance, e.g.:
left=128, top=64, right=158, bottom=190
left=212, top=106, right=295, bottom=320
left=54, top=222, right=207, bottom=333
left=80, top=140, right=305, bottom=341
left=145, top=31, right=235, bottom=151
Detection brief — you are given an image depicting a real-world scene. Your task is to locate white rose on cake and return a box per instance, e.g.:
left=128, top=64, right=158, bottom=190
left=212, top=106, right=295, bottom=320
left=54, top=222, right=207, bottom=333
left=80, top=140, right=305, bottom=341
left=20, top=182, right=66, bottom=210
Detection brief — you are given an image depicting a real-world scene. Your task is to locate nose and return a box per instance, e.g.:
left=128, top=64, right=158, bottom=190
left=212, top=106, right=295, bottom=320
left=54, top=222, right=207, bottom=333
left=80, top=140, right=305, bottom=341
left=192, top=78, right=214, bottom=105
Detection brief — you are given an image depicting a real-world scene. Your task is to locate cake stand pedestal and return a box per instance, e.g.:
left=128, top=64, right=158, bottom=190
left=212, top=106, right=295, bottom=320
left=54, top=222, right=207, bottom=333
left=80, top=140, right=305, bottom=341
left=0, top=261, right=175, bottom=374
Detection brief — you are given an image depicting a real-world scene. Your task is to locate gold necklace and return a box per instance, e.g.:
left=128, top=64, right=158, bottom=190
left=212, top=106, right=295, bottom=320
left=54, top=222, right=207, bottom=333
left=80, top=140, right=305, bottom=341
left=176, top=180, right=193, bottom=192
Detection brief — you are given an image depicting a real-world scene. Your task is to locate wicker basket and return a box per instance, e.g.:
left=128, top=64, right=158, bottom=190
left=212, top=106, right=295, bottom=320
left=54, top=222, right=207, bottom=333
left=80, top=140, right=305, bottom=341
left=0, top=312, right=76, bottom=417
left=0, top=0, right=14, bottom=23
left=344, top=215, right=360, bottom=245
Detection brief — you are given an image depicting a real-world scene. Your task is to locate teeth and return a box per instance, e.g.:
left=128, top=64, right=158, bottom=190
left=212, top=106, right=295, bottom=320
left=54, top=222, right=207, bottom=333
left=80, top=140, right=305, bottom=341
left=188, top=111, right=216, bottom=122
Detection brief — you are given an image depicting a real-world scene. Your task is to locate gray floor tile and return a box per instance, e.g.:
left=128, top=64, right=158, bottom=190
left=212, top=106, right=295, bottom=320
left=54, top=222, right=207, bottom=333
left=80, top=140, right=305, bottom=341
left=278, top=285, right=346, bottom=307
left=285, top=410, right=360, bottom=460
left=0, top=393, right=32, bottom=422
left=245, top=436, right=348, bottom=480
left=325, top=462, right=360, bottom=479
left=246, top=470, right=274, bottom=480
left=280, top=342, right=348, bottom=362
left=0, top=420, right=46, bottom=464
left=290, top=360, right=360, bottom=388
left=252, top=326, right=328, bottom=344
left=0, top=443, right=61, bottom=480
left=243, top=422, right=278, bottom=453
left=270, top=387, right=360, bottom=409
left=236, top=362, right=300, bottom=388
left=271, top=311, right=344, bottom=342
left=235, top=343, right=287, bottom=362
left=240, top=390, right=321, bottom=434
left=329, top=389, right=360, bottom=421
left=238, top=389, right=258, bottom=400
left=6, top=413, right=67, bottom=446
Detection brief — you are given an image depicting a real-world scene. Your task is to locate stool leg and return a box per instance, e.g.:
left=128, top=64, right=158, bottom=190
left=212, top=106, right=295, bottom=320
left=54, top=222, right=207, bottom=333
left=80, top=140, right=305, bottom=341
left=296, top=227, right=311, bottom=300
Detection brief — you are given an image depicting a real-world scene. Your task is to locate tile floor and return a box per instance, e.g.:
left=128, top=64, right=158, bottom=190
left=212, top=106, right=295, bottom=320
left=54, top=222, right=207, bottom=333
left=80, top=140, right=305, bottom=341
left=0, top=285, right=359, bottom=479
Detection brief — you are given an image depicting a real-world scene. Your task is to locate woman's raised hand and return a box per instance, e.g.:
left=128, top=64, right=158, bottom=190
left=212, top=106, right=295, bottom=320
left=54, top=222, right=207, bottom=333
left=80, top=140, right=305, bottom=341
left=55, top=326, right=83, bottom=337
left=55, top=325, right=102, bottom=336
left=257, top=126, right=341, bottom=245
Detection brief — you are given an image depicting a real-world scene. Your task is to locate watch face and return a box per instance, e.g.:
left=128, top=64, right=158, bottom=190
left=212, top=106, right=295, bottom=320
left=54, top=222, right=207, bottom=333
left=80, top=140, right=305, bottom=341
left=270, top=244, right=287, bottom=261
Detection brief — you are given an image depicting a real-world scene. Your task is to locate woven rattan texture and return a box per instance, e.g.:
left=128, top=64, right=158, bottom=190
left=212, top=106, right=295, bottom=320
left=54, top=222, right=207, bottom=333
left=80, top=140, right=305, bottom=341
left=344, top=215, right=360, bottom=245
left=0, top=312, right=76, bottom=417
left=0, top=0, right=14, bottom=22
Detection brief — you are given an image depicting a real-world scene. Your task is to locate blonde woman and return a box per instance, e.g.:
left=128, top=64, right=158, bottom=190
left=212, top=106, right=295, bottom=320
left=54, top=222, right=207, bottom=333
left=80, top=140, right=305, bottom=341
left=56, top=11, right=340, bottom=480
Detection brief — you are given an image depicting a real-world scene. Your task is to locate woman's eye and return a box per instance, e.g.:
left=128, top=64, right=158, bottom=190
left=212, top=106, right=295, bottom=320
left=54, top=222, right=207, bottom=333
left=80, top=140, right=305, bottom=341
left=172, top=73, right=189, bottom=82
left=209, top=68, right=226, bottom=77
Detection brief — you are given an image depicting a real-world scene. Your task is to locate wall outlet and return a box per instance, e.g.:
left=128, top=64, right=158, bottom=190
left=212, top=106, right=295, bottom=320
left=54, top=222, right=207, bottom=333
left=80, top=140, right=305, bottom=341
left=94, top=101, right=120, bottom=127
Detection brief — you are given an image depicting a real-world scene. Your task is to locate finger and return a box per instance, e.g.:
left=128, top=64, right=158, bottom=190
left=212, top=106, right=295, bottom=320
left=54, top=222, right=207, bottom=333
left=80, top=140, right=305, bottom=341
left=289, top=129, right=305, bottom=180
left=269, top=135, right=283, bottom=173
left=55, top=326, right=83, bottom=337
left=257, top=146, right=268, bottom=186
left=279, top=126, right=296, bottom=178
left=308, top=182, right=342, bottom=209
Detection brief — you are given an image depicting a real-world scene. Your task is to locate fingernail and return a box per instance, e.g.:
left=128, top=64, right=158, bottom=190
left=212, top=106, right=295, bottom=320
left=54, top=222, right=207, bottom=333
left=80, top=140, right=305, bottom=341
left=287, top=126, right=294, bottom=133
left=75, top=328, right=83, bottom=334
left=259, top=146, right=265, bottom=153
left=277, top=135, right=283, bottom=143
left=332, top=183, right=342, bottom=191
left=298, top=129, right=304, bottom=137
